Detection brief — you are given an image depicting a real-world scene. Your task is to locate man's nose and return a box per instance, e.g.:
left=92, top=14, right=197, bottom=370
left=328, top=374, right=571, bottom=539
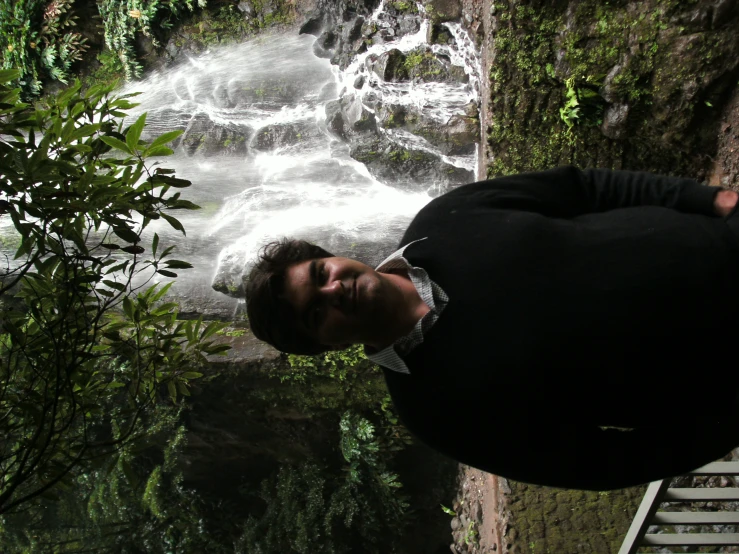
left=321, top=279, right=345, bottom=306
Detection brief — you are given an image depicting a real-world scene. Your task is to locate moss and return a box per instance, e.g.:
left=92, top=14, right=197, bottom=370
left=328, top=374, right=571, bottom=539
left=392, top=1, right=418, bottom=13
left=389, top=149, right=411, bottom=162
left=505, top=481, right=646, bottom=553
left=486, top=0, right=732, bottom=181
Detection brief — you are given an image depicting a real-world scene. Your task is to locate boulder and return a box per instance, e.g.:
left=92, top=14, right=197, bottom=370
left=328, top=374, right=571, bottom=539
left=180, top=114, right=253, bottom=157
left=368, top=49, right=409, bottom=82
left=313, top=30, right=339, bottom=58
left=250, top=121, right=322, bottom=151
left=299, top=13, right=324, bottom=36
left=427, top=22, right=455, bottom=45
left=227, top=78, right=309, bottom=109
left=422, top=0, right=462, bottom=23
left=376, top=102, right=480, bottom=156
left=601, top=103, right=630, bottom=140
left=404, top=47, right=468, bottom=84
left=350, top=137, right=473, bottom=191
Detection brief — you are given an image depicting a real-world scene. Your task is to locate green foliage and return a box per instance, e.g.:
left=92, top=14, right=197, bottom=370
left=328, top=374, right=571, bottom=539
left=559, top=74, right=606, bottom=130
left=83, top=48, right=126, bottom=90
left=0, top=409, right=237, bottom=553
left=237, top=411, right=410, bottom=554
left=275, top=346, right=391, bottom=415
left=0, top=70, right=228, bottom=515
left=0, top=0, right=88, bottom=97
left=98, top=0, right=206, bottom=81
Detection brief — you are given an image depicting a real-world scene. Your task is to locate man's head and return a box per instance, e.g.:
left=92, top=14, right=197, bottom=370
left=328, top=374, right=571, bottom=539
left=246, top=238, right=414, bottom=355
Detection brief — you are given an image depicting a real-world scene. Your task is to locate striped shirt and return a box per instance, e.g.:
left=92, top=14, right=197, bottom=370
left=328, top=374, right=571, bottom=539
left=364, top=238, right=449, bottom=374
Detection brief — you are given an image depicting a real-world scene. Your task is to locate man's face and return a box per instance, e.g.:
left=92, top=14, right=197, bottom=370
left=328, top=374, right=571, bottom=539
left=281, top=256, right=399, bottom=350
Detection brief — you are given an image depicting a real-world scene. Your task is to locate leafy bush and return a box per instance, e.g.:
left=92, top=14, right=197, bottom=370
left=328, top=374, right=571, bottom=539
left=98, top=0, right=206, bottom=80
left=0, top=69, right=228, bottom=515
left=0, top=0, right=88, bottom=97
left=236, top=411, right=410, bottom=554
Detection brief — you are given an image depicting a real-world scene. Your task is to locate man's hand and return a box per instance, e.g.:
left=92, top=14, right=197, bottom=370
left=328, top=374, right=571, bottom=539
left=714, top=190, right=739, bottom=217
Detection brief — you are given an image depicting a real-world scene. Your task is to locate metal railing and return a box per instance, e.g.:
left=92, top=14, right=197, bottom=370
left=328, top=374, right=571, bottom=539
left=619, top=461, right=739, bottom=553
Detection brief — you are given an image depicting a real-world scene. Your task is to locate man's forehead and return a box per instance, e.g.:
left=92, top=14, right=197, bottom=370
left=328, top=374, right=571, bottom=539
left=282, top=260, right=311, bottom=304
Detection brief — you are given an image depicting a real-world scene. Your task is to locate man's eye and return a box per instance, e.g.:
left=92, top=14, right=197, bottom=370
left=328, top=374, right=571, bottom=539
left=319, top=265, right=327, bottom=284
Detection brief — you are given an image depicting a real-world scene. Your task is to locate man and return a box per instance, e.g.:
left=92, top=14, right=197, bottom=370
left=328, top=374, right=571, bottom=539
left=246, top=166, right=739, bottom=490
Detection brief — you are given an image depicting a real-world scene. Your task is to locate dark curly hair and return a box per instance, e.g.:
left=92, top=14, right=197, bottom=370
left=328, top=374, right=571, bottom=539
left=245, top=238, right=334, bottom=355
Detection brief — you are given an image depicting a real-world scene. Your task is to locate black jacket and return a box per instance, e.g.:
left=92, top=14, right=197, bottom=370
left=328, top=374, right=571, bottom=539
left=383, top=166, right=739, bottom=490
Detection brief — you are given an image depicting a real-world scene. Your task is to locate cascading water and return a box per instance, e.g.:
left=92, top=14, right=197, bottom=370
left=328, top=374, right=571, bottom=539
left=79, top=2, right=482, bottom=316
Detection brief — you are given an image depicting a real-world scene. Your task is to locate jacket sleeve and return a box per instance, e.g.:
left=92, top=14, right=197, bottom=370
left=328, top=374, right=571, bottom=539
left=459, top=166, right=721, bottom=219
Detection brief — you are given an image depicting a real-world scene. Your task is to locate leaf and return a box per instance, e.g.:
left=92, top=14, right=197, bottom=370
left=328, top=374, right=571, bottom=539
left=100, top=135, right=133, bottom=155
left=101, top=243, right=121, bottom=250
left=176, top=381, right=190, bottom=396
left=151, top=281, right=172, bottom=302
left=164, top=260, right=193, bottom=269
left=201, top=320, right=223, bottom=340
left=105, top=260, right=130, bottom=275
left=144, top=146, right=174, bottom=158
left=122, top=296, right=134, bottom=320
left=153, top=175, right=191, bottom=188
left=156, top=269, right=178, bottom=278
left=121, top=245, right=145, bottom=254
left=113, top=226, right=140, bottom=244
left=161, top=212, right=185, bottom=235
left=181, top=371, right=203, bottom=379
left=125, top=113, right=147, bottom=152
left=0, top=69, right=20, bottom=83
left=152, top=233, right=159, bottom=256
left=203, top=344, right=230, bottom=355
left=149, top=130, right=183, bottom=149
left=102, top=280, right=125, bottom=291
left=169, top=199, right=200, bottom=210
left=167, top=380, right=177, bottom=403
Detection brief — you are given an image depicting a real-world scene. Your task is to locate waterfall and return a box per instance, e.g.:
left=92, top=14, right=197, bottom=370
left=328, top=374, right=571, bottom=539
left=99, top=4, right=482, bottom=312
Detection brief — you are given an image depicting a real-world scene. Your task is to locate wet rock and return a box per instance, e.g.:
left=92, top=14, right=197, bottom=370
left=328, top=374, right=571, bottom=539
left=299, top=13, right=324, bottom=36
left=212, top=84, right=233, bottom=109
left=451, top=516, right=461, bottom=531
left=325, top=99, right=346, bottom=136
left=601, top=103, right=630, bottom=140
left=398, top=15, right=422, bottom=36
left=427, top=22, right=455, bottom=45
left=713, top=0, right=737, bottom=28
left=325, top=93, right=378, bottom=140
left=227, top=78, right=307, bottom=109
left=343, top=16, right=365, bottom=43
left=423, top=0, right=462, bottom=23
left=140, top=108, right=190, bottom=146
left=236, top=0, right=254, bottom=17
left=180, top=114, right=253, bottom=157
left=318, top=81, right=338, bottom=101
left=350, top=137, right=473, bottom=191
left=251, top=121, right=321, bottom=151
left=404, top=47, right=468, bottom=84
left=313, top=30, right=338, bottom=58
left=377, top=103, right=479, bottom=156
left=353, top=75, right=365, bottom=89
left=368, top=49, right=409, bottom=82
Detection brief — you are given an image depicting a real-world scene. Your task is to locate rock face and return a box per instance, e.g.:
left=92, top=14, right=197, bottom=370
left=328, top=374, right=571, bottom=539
left=180, top=114, right=253, bottom=157
left=305, top=0, right=480, bottom=193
